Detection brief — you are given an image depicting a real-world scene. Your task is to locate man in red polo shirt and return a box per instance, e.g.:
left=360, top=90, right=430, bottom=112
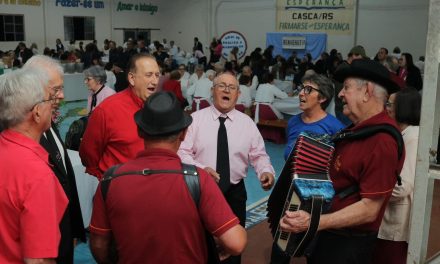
left=89, top=92, right=246, bottom=263
left=0, top=69, right=68, bottom=264
left=278, top=59, right=404, bottom=264
left=80, top=53, right=160, bottom=179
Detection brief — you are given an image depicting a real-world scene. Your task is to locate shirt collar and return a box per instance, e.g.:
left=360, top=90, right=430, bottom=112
left=349, top=110, right=398, bottom=131
left=128, top=86, right=144, bottom=108
left=136, top=148, right=180, bottom=159
left=1, top=129, right=50, bottom=165
left=209, top=105, right=237, bottom=122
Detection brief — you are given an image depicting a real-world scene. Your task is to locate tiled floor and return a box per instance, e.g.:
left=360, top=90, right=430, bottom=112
left=58, top=101, right=286, bottom=263
left=61, top=101, right=440, bottom=263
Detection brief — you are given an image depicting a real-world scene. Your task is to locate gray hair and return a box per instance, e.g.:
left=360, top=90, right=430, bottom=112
left=205, top=69, right=216, bottom=78
left=0, top=68, right=49, bottom=128
left=301, top=73, right=334, bottom=110
left=353, top=78, right=388, bottom=104
left=195, top=64, right=204, bottom=71
left=83, top=65, right=107, bottom=84
left=23, top=54, right=64, bottom=77
left=213, top=72, right=239, bottom=87
left=383, top=55, right=399, bottom=72
left=372, top=83, right=388, bottom=104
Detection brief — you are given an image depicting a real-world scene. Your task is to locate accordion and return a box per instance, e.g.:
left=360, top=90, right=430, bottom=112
left=267, top=132, right=335, bottom=257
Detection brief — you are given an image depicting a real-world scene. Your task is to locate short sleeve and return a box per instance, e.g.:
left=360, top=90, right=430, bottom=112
left=197, top=170, right=239, bottom=237
left=89, top=184, right=112, bottom=235
left=359, top=135, right=400, bottom=198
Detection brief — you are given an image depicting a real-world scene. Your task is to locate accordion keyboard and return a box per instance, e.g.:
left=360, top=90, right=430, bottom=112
left=277, top=191, right=301, bottom=250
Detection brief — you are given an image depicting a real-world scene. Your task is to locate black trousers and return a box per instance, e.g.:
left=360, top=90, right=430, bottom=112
left=221, top=180, right=247, bottom=264
left=307, top=230, right=377, bottom=264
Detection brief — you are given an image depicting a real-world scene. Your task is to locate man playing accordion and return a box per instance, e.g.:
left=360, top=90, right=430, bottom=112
left=275, top=59, right=404, bottom=264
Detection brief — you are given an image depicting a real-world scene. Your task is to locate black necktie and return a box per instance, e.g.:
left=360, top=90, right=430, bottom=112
left=45, top=129, right=66, bottom=175
left=216, top=117, right=230, bottom=192
left=90, top=85, right=105, bottom=114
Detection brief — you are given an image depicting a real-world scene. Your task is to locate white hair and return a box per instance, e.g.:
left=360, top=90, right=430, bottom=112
left=353, top=77, right=388, bottom=104
left=372, top=83, right=388, bottom=104
left=0, top=68, right=49, bottom=128
left=205, top=69, right=216, bottom=78
left=23, top=54, right=64, bottom=77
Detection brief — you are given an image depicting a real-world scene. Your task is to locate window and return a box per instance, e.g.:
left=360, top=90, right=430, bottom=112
left=64, top=16, right=95, bottom=41
left=0, top=14, right=24, bottom=41
left=123, top=30, right=150, bottom=45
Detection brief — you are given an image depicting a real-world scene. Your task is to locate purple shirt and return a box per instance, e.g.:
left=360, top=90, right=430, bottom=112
left=178, top=106, right=275, bottom=184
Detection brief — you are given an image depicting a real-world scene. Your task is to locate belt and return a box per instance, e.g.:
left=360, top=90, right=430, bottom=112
left=326, top=229, right=378, bottom=238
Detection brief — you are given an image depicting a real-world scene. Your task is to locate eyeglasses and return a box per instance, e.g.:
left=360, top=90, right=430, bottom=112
left=299, top=85, right=322, bottom=95
left=178, top=68, right=185, bottom=71
left=385, top=101, right=394, bottom=108
left=214, top=82, right=238, bottom=91
left=84, top=77, right=94, bottom=82
left=50, top=85, right=64, bottom=97
left=29, top=96, right=57, bottom=111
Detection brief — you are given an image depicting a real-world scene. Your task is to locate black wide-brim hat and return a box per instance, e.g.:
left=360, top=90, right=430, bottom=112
left=334, top=59, right=400, bottom=94
left=134, top=91, right=192, bottom=136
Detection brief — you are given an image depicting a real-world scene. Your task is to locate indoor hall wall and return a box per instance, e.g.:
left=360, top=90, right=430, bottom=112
left=44, top=0, right=111, bottom=51
left=152, top=0, right=210, bottom=55
left=155, top=0, right=428, bottom=62
left=0, top=4, right=44, bottom=52
left=356, top=0, right=429, bottom=60
left=110, top=0, right=162, bottom=47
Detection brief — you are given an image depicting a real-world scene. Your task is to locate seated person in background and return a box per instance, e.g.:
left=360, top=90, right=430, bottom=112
left=177, top=64, right=191, bottom=103
left=104, top=62, right=117, bottom=90
left=372, top=88, right=421, bottom=264
left=89, top=92, right=247, bottom=263
left=224, top=61, right=237, bottom=76
left=237, top=75, right=252, bottom=109
left=153, top=45, right=169, bottom=65
left=193, top=47, right=207, bottom=68
left=254, top=72, right=289, bottom=120
left=188, top=64, right=206, bottom=87
left=238, top=66, right=259, bottom=99
left=163, top=70, right=185, bottom=106
left=187, top=69, right=216, bottom=111
left=84, top=65, right=116, bottom=113
left=113, top=62, right=129, bottom=92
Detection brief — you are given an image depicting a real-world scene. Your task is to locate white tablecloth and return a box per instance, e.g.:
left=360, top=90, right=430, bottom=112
left=273, top=79, right=294, bottom=94
left=64, top=73, right=89, bottom=101
left=68, top=149, right=99, bottom=227
left=273, top=96, right=301, bottom=116
left=272, top=96, right=336, bottom=117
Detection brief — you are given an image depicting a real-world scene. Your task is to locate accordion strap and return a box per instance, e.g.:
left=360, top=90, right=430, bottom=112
left=286, top=195, right=324, bottom=256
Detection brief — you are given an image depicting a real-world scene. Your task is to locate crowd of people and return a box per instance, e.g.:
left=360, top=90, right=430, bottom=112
left=0, top=37, right=424, bottom=264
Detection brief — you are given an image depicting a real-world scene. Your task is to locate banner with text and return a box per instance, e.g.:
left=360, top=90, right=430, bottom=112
left=282, top=36, right=306, bottom=49
left=276, top=0, right=356, bottom=35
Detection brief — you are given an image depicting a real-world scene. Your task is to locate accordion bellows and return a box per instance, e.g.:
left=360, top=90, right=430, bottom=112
left=267, top=131, right=336, bottom=257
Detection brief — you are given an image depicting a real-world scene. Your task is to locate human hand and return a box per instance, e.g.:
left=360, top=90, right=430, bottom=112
left=213, top=237, right=231, bottom=261
left=260, top=172, right=274, bottom=190
left=204, top=167, right=220, bottom=183
left=279, top=210, right=311, bottom=233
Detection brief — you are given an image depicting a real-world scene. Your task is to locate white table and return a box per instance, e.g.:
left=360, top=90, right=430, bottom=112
left=274, top=79, right=294, bottom=94
left=273, top=96, right=301, bottom=116
left=273, top=96, right=336, bottom=117
left=68, top=150, right=99, bottom=227
left=64, top=73, right=89, bottom=101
